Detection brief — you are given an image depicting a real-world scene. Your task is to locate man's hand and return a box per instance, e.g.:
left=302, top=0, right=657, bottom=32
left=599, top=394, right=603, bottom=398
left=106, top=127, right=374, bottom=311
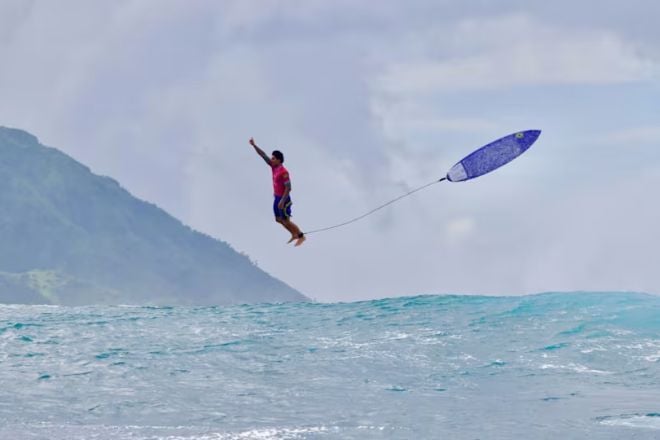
left=278, top=199, right=285, bottom=210
left=250, top=137, right=271, bottom=165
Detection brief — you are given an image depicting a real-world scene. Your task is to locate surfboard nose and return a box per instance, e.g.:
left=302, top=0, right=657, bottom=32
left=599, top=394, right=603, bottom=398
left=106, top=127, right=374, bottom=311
left=515, top=130, right=541, bottom=152
left=525, top=130, right=542, bottom=143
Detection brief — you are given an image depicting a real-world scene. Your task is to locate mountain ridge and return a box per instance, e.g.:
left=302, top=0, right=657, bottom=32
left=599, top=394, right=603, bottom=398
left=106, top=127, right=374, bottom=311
left=0, top=126, right=307, bottom=305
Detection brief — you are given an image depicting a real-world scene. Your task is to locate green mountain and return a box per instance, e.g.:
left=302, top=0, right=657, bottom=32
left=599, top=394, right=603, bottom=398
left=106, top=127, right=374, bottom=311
left=0, top=126, right=307, bottom=305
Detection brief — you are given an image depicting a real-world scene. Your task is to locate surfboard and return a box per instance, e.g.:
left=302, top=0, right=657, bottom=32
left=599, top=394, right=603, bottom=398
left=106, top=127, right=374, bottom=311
left=446, top=130, right=541, bottom=182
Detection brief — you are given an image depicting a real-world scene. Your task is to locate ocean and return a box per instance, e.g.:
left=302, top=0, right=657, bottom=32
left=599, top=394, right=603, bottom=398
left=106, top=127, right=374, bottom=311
left=1, top=292, right=659, bottom=439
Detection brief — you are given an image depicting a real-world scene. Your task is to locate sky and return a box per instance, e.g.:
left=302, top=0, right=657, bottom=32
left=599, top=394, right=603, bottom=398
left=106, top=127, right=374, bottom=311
left=0, top=0, right=659, bottom=302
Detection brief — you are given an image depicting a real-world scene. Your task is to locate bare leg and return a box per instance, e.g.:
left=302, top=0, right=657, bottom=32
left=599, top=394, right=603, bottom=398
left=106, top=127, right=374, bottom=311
left=276, top=218, right=298, bottom=241
left=281, top=218, right=302, bottom=237
left=277, top=218, right=305, bottom=246
left=282, top=219, right=306, bottom=246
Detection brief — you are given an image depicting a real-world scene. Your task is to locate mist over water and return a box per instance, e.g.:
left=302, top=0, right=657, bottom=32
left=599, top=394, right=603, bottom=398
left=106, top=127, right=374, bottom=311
left=1, top=292, right=659, bottom=439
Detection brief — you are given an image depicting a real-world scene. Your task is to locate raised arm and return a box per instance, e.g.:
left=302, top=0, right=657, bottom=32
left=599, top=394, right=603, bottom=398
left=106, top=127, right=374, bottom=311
left=249, top=138, right=272, bottom=166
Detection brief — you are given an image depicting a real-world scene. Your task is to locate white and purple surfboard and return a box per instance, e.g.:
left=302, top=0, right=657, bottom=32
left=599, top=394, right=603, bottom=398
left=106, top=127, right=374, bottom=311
left=446, top=130, right=542, bottom=182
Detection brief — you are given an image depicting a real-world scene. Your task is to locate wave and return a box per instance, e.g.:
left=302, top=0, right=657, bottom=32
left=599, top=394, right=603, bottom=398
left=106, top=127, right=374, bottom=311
left=1, top=291, right=658, bottom=439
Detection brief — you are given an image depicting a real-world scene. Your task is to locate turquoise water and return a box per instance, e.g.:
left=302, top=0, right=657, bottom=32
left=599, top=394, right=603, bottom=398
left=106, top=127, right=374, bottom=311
left=1, top=292, right=659, bottom=439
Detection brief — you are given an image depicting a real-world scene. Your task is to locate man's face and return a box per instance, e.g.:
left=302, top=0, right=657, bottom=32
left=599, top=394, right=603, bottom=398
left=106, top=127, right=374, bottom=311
left=271, top=155, right=281, bottom=166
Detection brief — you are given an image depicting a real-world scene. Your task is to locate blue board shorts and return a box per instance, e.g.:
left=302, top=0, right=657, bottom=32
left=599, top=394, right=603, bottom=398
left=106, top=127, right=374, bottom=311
left=273, top=195, right=292, bottom=219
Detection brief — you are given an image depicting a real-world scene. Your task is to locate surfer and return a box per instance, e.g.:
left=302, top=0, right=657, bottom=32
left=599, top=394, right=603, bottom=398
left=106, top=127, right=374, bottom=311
left=249, top=138, right=306, bottom=246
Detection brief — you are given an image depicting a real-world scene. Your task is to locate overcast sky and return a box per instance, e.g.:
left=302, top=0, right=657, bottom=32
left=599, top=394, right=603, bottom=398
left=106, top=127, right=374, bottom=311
left=1, top=0, right=659, bottom=302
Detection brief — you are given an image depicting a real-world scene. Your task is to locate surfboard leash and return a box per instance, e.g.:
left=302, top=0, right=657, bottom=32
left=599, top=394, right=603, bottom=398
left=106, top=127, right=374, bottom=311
left=302, top=177, right=447, bottom=236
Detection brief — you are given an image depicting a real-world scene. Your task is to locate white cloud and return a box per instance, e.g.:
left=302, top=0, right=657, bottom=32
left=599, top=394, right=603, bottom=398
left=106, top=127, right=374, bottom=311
left=519, top=167, right=660, bottom=294
left=445, top=217, right=476, bottom=244
left=0, top=0, right=34, bottom=44
left=377, top=14, right=659, bottom=95
left=600, top=126, right=660, bottom=145
left=371, top=98, right=499, bottom=139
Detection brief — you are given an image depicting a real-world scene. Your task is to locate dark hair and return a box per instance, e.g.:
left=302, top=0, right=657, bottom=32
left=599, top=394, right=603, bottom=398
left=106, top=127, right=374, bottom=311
left=272, top=150, right=284, bottom=163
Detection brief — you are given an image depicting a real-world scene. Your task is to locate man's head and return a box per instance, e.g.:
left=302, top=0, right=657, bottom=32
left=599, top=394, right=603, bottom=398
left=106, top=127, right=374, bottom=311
left=271, top=150, right=284, bottom=165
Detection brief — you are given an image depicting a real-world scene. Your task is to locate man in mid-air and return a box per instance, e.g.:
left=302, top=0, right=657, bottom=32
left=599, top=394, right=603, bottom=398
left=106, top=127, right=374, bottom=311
left=249, top=138, right=306, bottom=246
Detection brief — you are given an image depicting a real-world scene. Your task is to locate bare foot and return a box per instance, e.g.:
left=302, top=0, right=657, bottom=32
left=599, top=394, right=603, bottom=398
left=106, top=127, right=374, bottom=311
left=287, top=235, right=297, bottom=244
left=294, top=235, right=306, bottom=247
